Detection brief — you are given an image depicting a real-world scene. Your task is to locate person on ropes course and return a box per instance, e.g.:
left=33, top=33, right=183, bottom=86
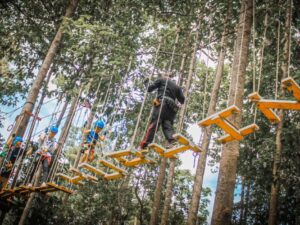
left=80, top=120, right=106, bottom=163
left=0, top=136, right=24, bottom=189
left=140, top=75, right=185, bottom=150
left=29, top=125, right=58, bottom=187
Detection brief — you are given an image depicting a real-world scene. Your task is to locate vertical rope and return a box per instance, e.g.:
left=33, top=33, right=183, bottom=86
left=275, top=16, right=281, bottom=100
left=252, top=0, right=256, bottom=93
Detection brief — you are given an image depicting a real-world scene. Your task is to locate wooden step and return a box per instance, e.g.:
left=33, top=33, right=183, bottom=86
left=99, top=160, right=127, bottom=174
left=282, top=77, right=300, bottom=101
left=164, top=145, right=191, bottom=158
left=198, top=105, right=240, bottom=127
left=79, top=163, right=107, bottom=177
left=148, top=143, right=166, bottom=156
left=106, top=150, right=132, bottom=158
left=105, top=173, right=124, bottom=180
left=173, top=133, right=190, bottom=145
left=218, top=123, right=259, bottom=143
left=257, top=104, right=281, bottom=123
left=212, top=116, right=243, bottom=141
left=258, top=100, right=300, bottom=111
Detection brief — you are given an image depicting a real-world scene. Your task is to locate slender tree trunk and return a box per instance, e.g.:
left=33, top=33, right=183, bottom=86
left=239, top=177, right=245, bottom=224
left=11, top=0, right=78, bottom=137
left=56, top=98, right=69, bottom=127
left=149, top=158, right=167, bottom=225
left=187, top=1, right=231, bottom=223
left=160, top=24, right=199, bottom=225
left=211, top=0, right=253, bottom=224
left=268, top=1, right=291, bottom=224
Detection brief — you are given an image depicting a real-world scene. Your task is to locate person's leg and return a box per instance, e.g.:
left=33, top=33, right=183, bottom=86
left=41, top=158, right=49, bottom=185
left=162, top=120, right=176, bottom=144
left=140, top=106, right=160, bottom=149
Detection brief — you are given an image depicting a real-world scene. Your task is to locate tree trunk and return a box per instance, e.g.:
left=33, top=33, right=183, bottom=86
left=186, top=1, right=231, bottom=223
left=268, top=1, right=291, bottom=224
left=211, top=0, right=253, bottom=224
left=56, top=98, right=69, bottom=127
left=149, top=158, right=167, bottom=225
left=11, top=0, right=78, bottom=137
left=239, top=176, right=245, bottom=224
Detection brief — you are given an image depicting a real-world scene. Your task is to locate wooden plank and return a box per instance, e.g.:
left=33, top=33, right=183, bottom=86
left=258, top=100, right=300, bottom=110
left=99, top=160, right=127, bottom=174
left=164, top=145, right=191, bottom=158
left=86, top=175, right=98, bottom=182
left=57, top=173, right=73, bottom=182
left=257, top=105, right=281, bottom=123
left=212, top=116, right=243, bottom=141
left=218, top=123, right=259, bottom=143
left=106, top=150, right=132, bottom=158
left=248, top=92, right=262, bottom=102
left=148, top=143, right=165, bottom=156
left=173, top=133, right=190, bottom=145
left=45, top=182, right=73, bottom=194
left=198, top=105, right=240, bottom=127
left=105, top=173, right=123, bottom=180
left=123, top=158, right=143, bottom=167
left=190, top=144, right=202, bottom=153
left=115, top=156, right=127, bottom=163
left=282, top=77, right=300, bottom=101
left=79, top=163, right=107, bottom=177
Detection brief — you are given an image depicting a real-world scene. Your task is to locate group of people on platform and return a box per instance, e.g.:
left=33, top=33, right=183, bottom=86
left=0, top=76, right=185, bottom=189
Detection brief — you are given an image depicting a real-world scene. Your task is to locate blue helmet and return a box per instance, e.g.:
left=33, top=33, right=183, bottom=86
left=94, top=120, right=105, bottom=129
left=50, top=125, right=59, bottom=134
left=13, top=136, right=23, bottom=145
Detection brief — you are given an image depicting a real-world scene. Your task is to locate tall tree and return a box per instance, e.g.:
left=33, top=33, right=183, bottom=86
left=268, top=0, right=292, bottom=224
left=211, top=0, right=253, bottom=224
left=187, top=1, right=231, bottom=223
left=10, top=0, right=78, bottom=137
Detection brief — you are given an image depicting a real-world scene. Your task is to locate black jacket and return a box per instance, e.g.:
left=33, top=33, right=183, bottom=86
left=147, top=78, right=185, bottom=104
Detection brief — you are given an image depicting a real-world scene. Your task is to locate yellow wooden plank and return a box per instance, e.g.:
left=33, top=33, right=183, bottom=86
left=257, top=105, right=281, bottom=123
left=99, top=159, right=127, bottom=174
left=71, top=175, right=85, bottom=183
left=248, top=92, right=262, bottom=102
left=105, top=173, right=124, bottom=180
left=282, top=77, right=300, bottom=101
left=46, top=182, right=73, bottom=194
left=212, top=116, right=243, bottom=141
left=133, top=149, right=148, bottom=158
left=115, top=156, right=127, bottom=163
left=148, top=143, right=166, bottom=156
left=218, top=123, right=259, bottom=143
left=164, top=145, right=190, bottom=158
left=56, top=173, right=73, bottom=182
left=86, top=175, right=98, bottom=182
left=218, top=105, right=241, bottom=118
left=190, top=144, right=202, bottom=153
left=258, top=100, right=300, bottom=110
left=69, top=167, right=84, bottom=176
left=173, top=133, right=190, bottom=145
left=106, top=150, right=132, bottom=158
left=79, top=163, right=107, bottom=177
left=124, top=158, right=143, bottom=167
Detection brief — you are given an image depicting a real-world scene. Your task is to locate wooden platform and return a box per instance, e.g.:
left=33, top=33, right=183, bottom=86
left=99, top=159, right=127, bottom=175
left=106, top=149, right=153, bottom=167
left=249, top=90, right=300, bottom=123
left=36, top=182, right=73, bottom=194
left=282, top=77, right=300, bottom=101
left=218, top=123, right=259, bottom=143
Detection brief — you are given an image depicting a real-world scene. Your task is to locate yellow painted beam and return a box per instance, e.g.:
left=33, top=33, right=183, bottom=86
left=148, top=143, right=166, bottom=156
left=45, top=182, right=73, bottom=194
left=164, top=145, right=190, bottom=158
left=106, top=150, right=132, bottom=158
left=282, top=77, right=300, bottom=101
left=105, top=173, right=124, bottom=180
left=79, top=163, right=107, bottom=177
left=218, top=123, right=259, bottom=143
left=99, top=159, right=127, bottom=174
left=258, top=100, right=300, bottom=110
left=212, top=116, right=243, bottom=141
left=173, top=133, right=190, bottom=145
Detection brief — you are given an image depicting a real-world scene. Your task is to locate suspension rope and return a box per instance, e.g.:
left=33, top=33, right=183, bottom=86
left=253, top=12, right=269, bottom=124
left=129, top=37, right=163, bottom=148
left=275, top=13, right=281, bottom=100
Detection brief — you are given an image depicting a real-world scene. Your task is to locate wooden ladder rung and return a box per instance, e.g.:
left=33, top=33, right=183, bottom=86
left=148, top=143, right=166, bottom=157
left=212, top=116, right=243, bottom=141
left=105, top=173, right=124, bottom=180
left=258, top=100, right=300, bottom=110
left=45, top=182, right=72, bottom=194
left=282, top=77, right=300, bottom=101
left=106, top=150, right=132, bottom=158
left=79, top=163, right=107, bottom=177
left=99, top=160, right=127, bottom=174
left=248, top=92, right=262, bottom=102
left=164, top=145, right=191, bottom=158
left=173, top=133, right=190, bottom=145
left=218, top=123, right=259, bottom=143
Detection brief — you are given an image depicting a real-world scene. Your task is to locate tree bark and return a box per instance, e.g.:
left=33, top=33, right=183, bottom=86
left=149, top=158, right=167, bottom=225
left=186, top=1, right=231, bottom=223
left=56, top=98, right=69, bottom=127
left=11, top=0, right=78, bottom=137
left=268, top=1, right=292, bottom=224
left=211, top=0, right=253, bottom=224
